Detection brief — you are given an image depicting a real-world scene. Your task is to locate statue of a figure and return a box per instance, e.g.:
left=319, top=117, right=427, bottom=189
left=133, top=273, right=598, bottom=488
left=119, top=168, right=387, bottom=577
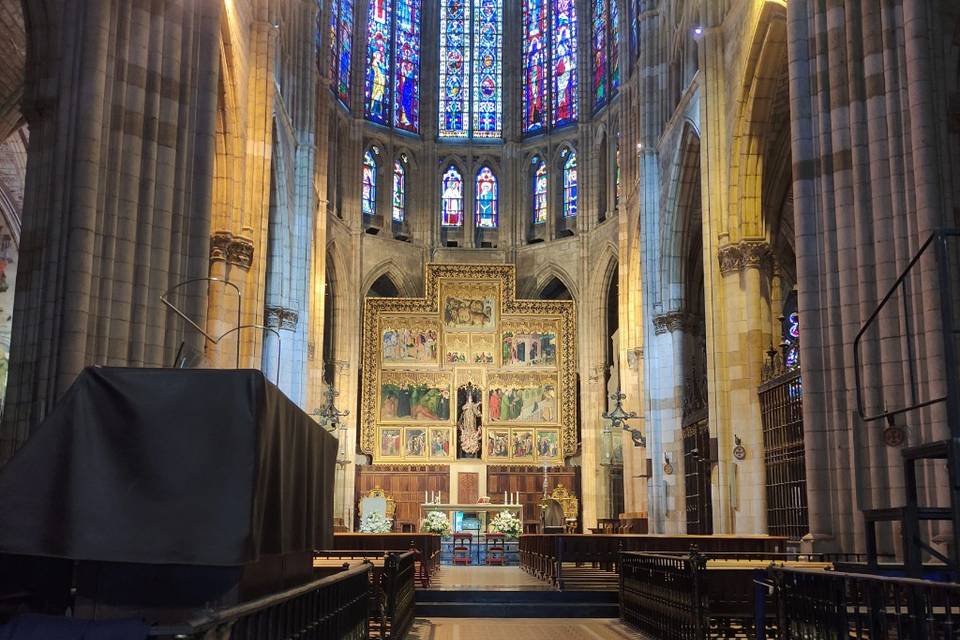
left=458, top=386, right=482, bottom=456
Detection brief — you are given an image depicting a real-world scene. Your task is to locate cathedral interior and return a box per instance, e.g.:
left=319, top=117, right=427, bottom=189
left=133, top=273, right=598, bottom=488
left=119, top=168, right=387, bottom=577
left=0, top=0, right=958, bottom=637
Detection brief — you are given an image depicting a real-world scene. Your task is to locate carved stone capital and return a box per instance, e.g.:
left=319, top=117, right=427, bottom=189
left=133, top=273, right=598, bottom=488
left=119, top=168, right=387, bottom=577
left=718, top=240, right=772, bottom=276
left=652, top=311, right=693, bottom=335
left=717, top=243, right=743, bottom=276
left=265, top=305, right=299, bottom=331
left=227, top=235, right=255, bottom=269
left=210, top=231, right=233, bottom=261
left=210, top=231, right=256, bottom=270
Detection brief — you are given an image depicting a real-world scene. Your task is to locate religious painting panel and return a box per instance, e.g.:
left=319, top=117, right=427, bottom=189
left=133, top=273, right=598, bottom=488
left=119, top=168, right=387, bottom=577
left=405, top=427, right=428, bottom=458
left=441, top=280, right=499, bottom=331
left=381, top=316, right=440, bottom=366
left=470, top=333, right=497, bottom=365
left=500, top=319, right=558, bottom=368
left=444, top=333, right=470, bottom=364
left=429, top=428, right=453, bottom=459
left=380, top=427, right=403, bottom=459
left=486, top=373, right=558, bottom=424
left=536, top=429, right=560, bottom=460
left=511, top=429, right=535, bottom=459
left=487, top=429, right=510, bottom=458
left=379, top=371, right=453, bottom=423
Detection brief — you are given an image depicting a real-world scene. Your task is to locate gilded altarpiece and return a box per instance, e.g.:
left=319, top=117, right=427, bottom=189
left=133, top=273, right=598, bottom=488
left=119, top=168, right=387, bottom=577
left=361, top=264, right=577, bottom=464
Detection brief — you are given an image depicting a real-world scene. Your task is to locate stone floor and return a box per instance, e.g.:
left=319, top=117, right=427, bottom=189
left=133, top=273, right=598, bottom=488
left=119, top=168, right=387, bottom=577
left=407, top=618, right=646, bottom=640
left=430, top=566, right=554, bottom=590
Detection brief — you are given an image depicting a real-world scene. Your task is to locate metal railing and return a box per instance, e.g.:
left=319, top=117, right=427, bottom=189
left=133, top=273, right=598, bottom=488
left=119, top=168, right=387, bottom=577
left=148, top=563, right=370, bottom=640
left=770, top=566, right=960, bottom=639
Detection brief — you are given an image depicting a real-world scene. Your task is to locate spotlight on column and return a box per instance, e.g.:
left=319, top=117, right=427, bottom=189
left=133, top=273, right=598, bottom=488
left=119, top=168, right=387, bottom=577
left=692, top=25, right=705, bottom=39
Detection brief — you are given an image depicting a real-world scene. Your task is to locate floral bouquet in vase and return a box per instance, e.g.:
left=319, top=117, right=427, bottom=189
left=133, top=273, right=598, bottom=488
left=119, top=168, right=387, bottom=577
left=359, top=511, right=392, bottom=533
left=489, top=510, right=522, bottom=539
left=421, top=510, right=452, bottom=536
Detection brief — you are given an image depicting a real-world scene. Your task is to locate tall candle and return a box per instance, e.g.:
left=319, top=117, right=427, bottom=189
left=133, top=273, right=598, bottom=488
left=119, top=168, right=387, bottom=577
left=425, top=491, right=428, bottom=503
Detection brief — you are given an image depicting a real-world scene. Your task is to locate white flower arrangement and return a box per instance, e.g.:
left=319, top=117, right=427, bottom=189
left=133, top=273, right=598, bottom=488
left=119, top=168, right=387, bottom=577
left=421, top=510, right=452, bottom=536
left=489, top=510, right=523, bottom=539
left=359, top=511, right=393, bottom=533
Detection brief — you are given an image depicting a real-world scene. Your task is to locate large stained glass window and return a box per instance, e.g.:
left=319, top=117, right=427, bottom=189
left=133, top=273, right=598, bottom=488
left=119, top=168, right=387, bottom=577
left=330, top=0, right=354, bottom=105
left=393, top=0, right=421, bottom=131
left=523, top=0, right=579, bottom=133
left=441, top=166, right=464, bottom=226
left=475, top=166, right=498, bottom=228
left=362, top=150, right=377, bottom=216
left=552, top=0, right=578, bottom=127
left=532, top=157, right=548, bottom=224
left=592, top=0, right=607, bottom=109
left=393, top=156, right=407, bottom=222
left=472, top=0, right=502, bottom=138
left=439, top=0, right=470, bottom=137
left=562, top=150, right=578, bottom=218
left=439, top=0, right=502, bottom=139
left=364, top=0, right=392, bottom=124
left=593, top=0, right=621, bottom=110
left=522, top=0, right=548, bottom=134
left=363, top=0, right=422, bottom=131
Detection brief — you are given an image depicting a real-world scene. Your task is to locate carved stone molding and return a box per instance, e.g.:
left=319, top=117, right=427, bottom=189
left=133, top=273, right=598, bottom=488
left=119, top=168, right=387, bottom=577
left=265, top=305, right=300, bottom=331
left=717, top=240, right=772, bottom=276
left=210, top=231, right=256, bottom=270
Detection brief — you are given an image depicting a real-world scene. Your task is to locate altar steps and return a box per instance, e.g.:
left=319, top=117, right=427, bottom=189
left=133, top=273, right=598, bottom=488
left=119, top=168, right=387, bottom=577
left=414, top=589, right=619, bottom=618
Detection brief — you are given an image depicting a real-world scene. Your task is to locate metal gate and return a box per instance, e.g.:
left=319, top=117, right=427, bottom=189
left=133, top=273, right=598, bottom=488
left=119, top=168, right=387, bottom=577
left=759, top=343, right=808, bottom=540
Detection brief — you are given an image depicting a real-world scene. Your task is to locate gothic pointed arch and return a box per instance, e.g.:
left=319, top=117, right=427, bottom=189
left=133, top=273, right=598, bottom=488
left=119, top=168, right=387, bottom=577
left=659, top=122, right=702, bottom=314
left=534, top=264, right=578, bottom=301
left=363, top=259, right=418, bottom=298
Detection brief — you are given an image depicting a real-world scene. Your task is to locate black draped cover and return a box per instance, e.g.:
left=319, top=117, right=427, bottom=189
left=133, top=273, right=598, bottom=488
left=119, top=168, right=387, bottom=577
left=0, top=367, right=336, bottom=565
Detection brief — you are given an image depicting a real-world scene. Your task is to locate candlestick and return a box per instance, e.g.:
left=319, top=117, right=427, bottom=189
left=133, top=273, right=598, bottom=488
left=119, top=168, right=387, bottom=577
left=425, top=490, right=428, bottom=503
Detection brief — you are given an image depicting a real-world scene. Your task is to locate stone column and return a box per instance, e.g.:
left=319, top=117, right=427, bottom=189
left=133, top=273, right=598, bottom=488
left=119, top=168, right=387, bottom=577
left=0, top=0, right=222, bottom=462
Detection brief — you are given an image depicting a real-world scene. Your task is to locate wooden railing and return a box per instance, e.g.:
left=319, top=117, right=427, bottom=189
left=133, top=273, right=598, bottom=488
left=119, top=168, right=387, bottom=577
left=770, top=566, right=960, bottom=639
left=519, top=534, right=787, bottom=589
left=333, top=533, right=442, bottom=576
left=312, top=550, right=416, bottom=640
left=148, top=563, right=370, bottom=640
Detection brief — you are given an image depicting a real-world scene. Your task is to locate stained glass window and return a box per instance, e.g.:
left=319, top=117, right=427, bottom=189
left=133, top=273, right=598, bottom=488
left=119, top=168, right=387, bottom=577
left=552, top=0, right=578, bottom=127
left=593, top=0, right=621, bottom=110
left=393, top=0, right=421, bottom=131
left=439, top=0, right=470, bottom=137
left=610, top=0, right=621, bottom=93
left=362, top=150, right=377, bottom=216
left=439, top=0, right=502, bottom=139
left=363, top=0, right=422, bottom=132
left=472, top=0, right=502, bottom=138
left=475, top=166, right=498, bottom=228
left=562, top=150, right=578, bottom=218
left=592, top=0, right=608, bottom=109
left=393, top=157, right=406, bottom=222
left=364, top=0, right=392, bottom=124
left=441, top=166, right=464, bottom=226
left=533, top=158, right=548, bottom=224
left=330, top=0, right=354, bottom=105
left=522, top=0, right=548, bottom=134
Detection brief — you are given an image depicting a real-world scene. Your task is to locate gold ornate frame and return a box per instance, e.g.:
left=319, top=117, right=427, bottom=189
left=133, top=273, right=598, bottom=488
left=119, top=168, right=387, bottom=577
left=361, top=264, right=577, bottom=460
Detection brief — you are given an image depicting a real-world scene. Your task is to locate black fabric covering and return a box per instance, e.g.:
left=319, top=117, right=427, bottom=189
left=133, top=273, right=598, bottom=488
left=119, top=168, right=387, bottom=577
left=0, top=367, right=335, bottom=566
left=0, top=614, right=148, bottom=640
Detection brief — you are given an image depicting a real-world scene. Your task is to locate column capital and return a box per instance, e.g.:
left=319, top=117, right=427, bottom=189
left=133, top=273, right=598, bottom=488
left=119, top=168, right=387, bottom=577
left=717, top=240, right=772, bottom=276
left=265, top=305, right=300, bottom=331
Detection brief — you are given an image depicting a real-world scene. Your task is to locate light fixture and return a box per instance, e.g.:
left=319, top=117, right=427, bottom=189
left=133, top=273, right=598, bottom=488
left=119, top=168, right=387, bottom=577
left=692, top=25, right=704, bottom=38
left=602, top=390, right=645, bottom=447
left=312, top=382, right=350, bottom=433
